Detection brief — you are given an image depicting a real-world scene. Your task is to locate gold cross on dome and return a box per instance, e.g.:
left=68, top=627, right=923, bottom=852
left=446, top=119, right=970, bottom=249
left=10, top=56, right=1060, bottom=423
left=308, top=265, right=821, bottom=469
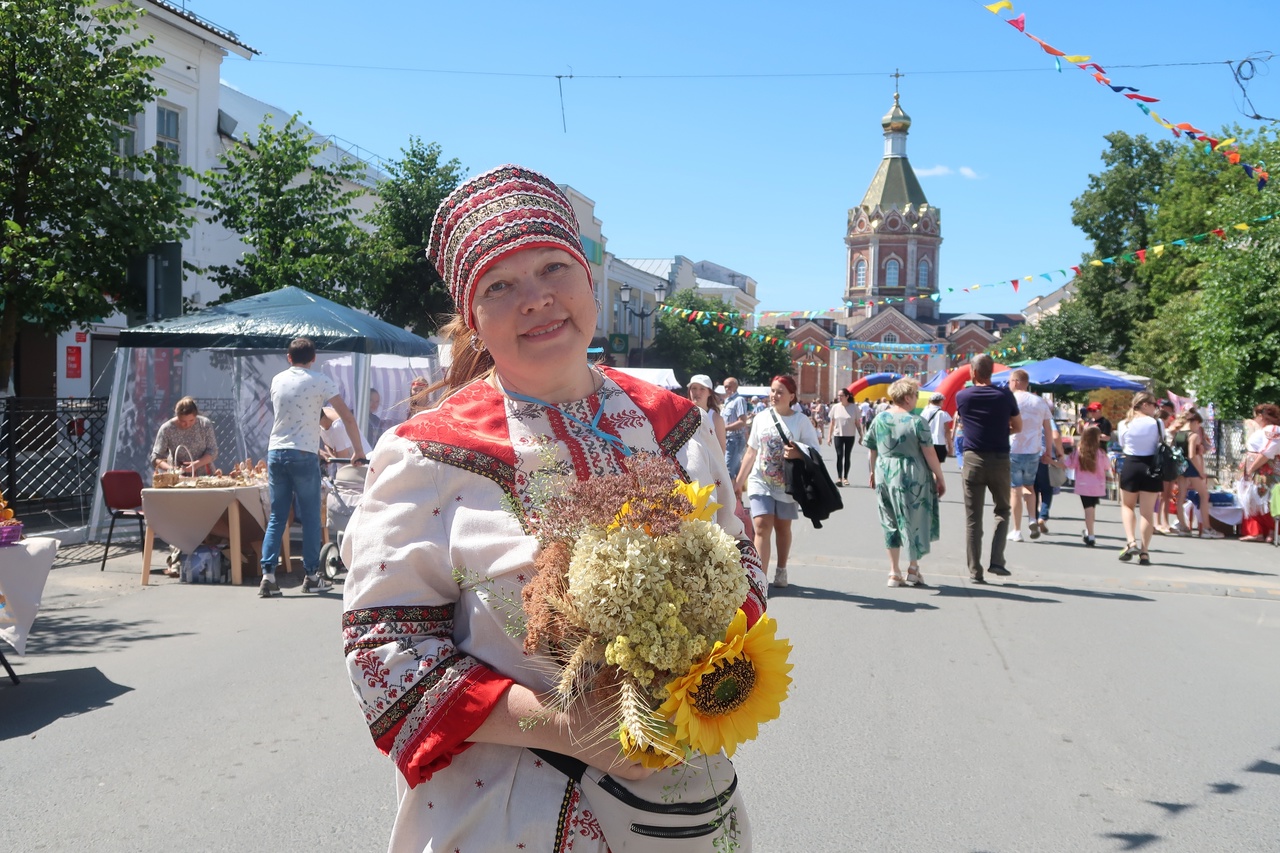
left=891, top=68, right=903, bottom=94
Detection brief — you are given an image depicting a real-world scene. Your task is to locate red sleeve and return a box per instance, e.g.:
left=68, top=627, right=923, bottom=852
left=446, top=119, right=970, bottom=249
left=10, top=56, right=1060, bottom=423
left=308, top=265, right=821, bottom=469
left=392, top=666, right=514, bottom=787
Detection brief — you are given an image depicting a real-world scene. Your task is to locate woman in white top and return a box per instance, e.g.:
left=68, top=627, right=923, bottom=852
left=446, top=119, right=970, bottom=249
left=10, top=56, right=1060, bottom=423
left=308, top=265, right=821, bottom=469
left=686, top=373, right=727, bottom=453
left=734, top=374, right=820, bottom=588
left=827, top=388, right=859, bottom=486
left=1116, top=391, right=1163, bottom=565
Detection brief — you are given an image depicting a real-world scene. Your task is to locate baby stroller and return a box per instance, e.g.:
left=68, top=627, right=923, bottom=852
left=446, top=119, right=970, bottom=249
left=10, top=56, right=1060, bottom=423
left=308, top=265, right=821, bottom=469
left=319, top=460, right=367, bottom=579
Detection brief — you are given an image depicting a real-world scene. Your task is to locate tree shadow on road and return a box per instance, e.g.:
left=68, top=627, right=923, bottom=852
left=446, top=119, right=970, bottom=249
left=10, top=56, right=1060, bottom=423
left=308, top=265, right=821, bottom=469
left=1001, top=584, right=1155, bottom=602
left=22, top=609, right=192, bottom=655
left=0, top=666, right=132, bottom=740
left=774, top=584, right=939, bottom=612
left=54, top=540, right=143, bottom=569
left=1097, top=742, right=1280, bottom=850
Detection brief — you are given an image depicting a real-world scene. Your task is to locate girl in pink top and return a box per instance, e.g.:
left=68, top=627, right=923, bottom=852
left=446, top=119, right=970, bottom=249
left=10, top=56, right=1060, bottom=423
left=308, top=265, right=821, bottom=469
left=1065, top=425, right=1114, bottom=546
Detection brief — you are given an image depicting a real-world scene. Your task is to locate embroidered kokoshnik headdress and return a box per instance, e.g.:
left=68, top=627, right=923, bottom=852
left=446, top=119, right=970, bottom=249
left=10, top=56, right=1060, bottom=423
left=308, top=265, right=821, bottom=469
left=426, top=164, right=592, bottom=329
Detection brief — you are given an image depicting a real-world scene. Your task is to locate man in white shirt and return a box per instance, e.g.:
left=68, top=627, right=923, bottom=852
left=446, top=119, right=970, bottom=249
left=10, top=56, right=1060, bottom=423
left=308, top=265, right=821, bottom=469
left=1007, top=369, right=1053, bottom=542
left=920, top=392, right=954, bottom=462
left=259, top=337, right=366, bottom=598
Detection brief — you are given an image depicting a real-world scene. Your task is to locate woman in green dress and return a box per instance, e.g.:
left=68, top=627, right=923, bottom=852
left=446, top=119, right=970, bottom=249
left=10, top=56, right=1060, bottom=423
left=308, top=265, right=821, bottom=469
left=866, top=377, right=946, bottom=587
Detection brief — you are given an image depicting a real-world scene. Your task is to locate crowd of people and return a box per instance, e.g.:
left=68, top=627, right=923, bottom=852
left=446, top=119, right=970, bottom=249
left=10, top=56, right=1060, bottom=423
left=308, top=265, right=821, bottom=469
left=132, top=164, right=1278, bottom=851
left=684, top=352, right=1280, bottom=591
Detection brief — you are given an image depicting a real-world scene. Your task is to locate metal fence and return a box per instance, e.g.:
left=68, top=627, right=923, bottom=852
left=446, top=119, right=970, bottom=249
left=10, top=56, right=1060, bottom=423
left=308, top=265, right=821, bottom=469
left=0, top=397, right=110, bottom=527
left=1210, top=419, right=1248, bottom=482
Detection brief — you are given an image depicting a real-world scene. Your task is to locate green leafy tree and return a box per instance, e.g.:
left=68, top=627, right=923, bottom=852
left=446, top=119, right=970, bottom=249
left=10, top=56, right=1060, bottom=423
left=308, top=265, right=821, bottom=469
left=1126, top=291, right=1202, bottom=396
left=201, top=114, right=369, bottom=303
left=647, top=290, right=735, bottom=378
left=1018, top=299, right=1113, bottom=364
left=1190, top=160, right=1280, bottom=416
left=742, top=329, right=796, bottom=383
left=361, top=138, right=466, bottom=335
left=0, top=0, right=193, bottom=389
left=1069, top=131, right=1174, bottom=354
left=646, top=290, right=790, bottom=383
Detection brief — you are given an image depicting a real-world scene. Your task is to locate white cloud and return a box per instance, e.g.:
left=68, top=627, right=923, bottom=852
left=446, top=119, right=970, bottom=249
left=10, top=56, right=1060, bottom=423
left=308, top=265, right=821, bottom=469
left=916, top=165, right=981, bottom=179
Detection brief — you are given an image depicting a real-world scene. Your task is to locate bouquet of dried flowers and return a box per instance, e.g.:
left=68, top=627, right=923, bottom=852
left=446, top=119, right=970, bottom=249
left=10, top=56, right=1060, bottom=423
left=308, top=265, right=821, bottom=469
left=519, top=453, right=792, bottom=768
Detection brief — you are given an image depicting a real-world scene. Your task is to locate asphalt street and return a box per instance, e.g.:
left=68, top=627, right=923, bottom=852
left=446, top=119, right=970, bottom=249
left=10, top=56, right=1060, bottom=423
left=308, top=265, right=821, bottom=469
left=2, top=437, right=1278, bottom=852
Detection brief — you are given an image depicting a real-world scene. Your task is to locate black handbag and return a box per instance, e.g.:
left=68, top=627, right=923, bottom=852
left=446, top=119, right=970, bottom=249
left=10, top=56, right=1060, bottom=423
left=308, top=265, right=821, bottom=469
left=1154, top=423, right=1179, bottom=483
left=770, top=410, right=843, bottom=527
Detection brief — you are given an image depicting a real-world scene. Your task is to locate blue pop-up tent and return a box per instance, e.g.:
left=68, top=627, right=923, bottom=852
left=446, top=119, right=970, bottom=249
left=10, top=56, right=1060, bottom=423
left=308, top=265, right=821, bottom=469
left=991, top=357, right=1146, bottom=394
left=921, top=370, right=948, bottom=391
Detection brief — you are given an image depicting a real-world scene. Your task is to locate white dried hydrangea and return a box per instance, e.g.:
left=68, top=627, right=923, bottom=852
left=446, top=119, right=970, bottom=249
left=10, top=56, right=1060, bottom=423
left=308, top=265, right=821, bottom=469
left=566, top=518, right=746, bottom=690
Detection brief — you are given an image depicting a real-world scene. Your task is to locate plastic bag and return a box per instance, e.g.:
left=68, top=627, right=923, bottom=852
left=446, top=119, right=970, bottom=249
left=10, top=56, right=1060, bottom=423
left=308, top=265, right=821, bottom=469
left=181, top=545, right=228, bottom=584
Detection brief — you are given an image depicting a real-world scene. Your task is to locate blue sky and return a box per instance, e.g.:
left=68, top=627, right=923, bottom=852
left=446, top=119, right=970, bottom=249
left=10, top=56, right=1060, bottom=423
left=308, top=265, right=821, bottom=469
left=196, top=0, right=1277, bottom=317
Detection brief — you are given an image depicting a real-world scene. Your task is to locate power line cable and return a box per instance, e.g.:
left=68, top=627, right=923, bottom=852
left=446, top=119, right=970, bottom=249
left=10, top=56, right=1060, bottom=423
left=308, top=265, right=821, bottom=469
left=228, top=57, right=1237, bottom=79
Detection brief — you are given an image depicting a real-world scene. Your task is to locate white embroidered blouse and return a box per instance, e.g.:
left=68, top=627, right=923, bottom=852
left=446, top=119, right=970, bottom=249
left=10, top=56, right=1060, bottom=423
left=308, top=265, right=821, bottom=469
left=341, top=367, right=767, bottom=852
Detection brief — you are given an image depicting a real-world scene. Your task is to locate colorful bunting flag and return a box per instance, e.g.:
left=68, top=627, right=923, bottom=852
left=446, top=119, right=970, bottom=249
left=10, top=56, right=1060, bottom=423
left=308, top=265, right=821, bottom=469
left=982, top=3, right=1269, bottom=190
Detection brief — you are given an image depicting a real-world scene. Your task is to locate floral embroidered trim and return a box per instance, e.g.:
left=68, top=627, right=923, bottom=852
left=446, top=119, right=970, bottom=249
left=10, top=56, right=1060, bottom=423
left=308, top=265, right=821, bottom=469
left=342, top=604, right=455, bottom=654
left=658, top=405, right=702, bottom=469
left=368, top=650, right=471, bottom=742
left=554, top=777, right=579, bottom=853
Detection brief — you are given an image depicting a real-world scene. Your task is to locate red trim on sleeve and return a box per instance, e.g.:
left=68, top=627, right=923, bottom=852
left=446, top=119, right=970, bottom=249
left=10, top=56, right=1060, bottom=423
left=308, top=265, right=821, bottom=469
left=741, top=594, right=765, bottom=630
left=394, top=667, right=514, bottom=788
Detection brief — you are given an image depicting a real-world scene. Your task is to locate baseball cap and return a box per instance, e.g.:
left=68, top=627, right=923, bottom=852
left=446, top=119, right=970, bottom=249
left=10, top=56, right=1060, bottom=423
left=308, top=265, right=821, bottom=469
left=687, top=374, right=714, bottom=391
left=1085, top=402, right=1102, bottom=411
left=930, top=392, right=945, bottom=403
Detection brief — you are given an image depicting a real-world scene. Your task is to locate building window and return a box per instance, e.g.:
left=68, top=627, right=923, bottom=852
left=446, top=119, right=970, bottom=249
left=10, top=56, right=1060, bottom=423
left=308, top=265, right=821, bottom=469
left=885, top=259, right=899, bottom=289
left=918, top=259, right=930, bottom=291
left=156, top=105, right=181, bottom=161
left=112, top=114, right=138, bottom=179
left=612, top=299, right=621, bottom=334
left=855, top=259, right=867, bottom=290
left=883, top=332, right=898, bottom=344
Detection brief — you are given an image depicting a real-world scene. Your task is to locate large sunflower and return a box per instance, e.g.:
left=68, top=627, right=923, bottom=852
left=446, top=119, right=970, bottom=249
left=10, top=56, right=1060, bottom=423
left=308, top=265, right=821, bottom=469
left=657, top=610, right=792, bottom=758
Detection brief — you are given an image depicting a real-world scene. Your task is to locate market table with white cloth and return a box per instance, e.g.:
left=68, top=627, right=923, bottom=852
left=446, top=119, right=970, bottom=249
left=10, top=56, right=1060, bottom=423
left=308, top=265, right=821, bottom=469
left=0, top=536, right=59, bottom=683
left=140, top=485, right=273, bottom=586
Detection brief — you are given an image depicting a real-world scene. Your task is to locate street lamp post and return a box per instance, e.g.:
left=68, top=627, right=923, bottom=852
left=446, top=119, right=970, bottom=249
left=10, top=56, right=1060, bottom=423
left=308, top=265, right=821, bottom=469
left=618, top=281, right=667, bottom=367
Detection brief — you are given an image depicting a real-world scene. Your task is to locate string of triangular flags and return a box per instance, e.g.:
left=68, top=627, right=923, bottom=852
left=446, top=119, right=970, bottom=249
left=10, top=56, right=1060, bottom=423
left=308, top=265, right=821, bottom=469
left=982, top=1, right=1269, bottom=190
left=950, top=210, right=1278, bottom=296
left=658, top=304, right=949, bottom=356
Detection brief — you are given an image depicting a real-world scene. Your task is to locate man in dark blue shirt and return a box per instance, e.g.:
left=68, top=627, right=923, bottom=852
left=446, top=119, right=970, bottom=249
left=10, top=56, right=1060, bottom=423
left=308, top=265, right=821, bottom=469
left=955, top=354, right=1023, bottom=583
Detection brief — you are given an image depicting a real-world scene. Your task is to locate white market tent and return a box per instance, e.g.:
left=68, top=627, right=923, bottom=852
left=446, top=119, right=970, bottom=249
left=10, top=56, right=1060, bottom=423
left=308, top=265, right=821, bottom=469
left=88, top=287, right=438, bottom=541
left=1086, top=364, right=1152, bottom=386
left=736, top=385, right=772, bottom=399
left=611, top=367, right=681, bottom=390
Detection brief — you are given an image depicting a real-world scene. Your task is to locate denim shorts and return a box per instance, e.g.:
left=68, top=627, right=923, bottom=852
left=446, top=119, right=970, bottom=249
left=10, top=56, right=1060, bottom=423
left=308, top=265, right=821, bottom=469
left=1010, top=453, right=1041, bottom=487
left=748, top=494, right=800, bottom=520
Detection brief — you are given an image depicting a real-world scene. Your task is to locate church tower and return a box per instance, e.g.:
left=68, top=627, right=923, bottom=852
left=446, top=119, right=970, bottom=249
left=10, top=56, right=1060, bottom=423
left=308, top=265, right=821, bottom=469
left=844, top=92, right=942, bottom=322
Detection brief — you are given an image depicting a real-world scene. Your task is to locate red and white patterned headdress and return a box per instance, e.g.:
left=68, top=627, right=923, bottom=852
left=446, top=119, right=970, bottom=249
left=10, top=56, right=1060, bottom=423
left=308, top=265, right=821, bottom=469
left=427, top=164, right=591, bottom=328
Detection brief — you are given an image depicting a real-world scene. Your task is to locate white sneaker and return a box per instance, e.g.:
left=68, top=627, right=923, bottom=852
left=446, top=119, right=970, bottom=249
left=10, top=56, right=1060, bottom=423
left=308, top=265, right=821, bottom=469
left=1008, top=530, right=1024, bottom=542
left=772, top=567, right=788, bottom=588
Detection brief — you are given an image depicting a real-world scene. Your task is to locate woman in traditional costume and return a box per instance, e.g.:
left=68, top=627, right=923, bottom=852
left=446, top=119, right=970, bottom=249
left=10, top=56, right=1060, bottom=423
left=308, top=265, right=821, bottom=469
left=340, top=165, right=766, bottom=852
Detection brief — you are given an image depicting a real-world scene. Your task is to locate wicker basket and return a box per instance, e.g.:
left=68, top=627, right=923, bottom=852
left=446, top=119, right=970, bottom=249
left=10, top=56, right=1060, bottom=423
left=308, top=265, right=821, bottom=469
left=0, top=522, right=23, bottom=545
left=152, top=471, right=181, bottom=488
